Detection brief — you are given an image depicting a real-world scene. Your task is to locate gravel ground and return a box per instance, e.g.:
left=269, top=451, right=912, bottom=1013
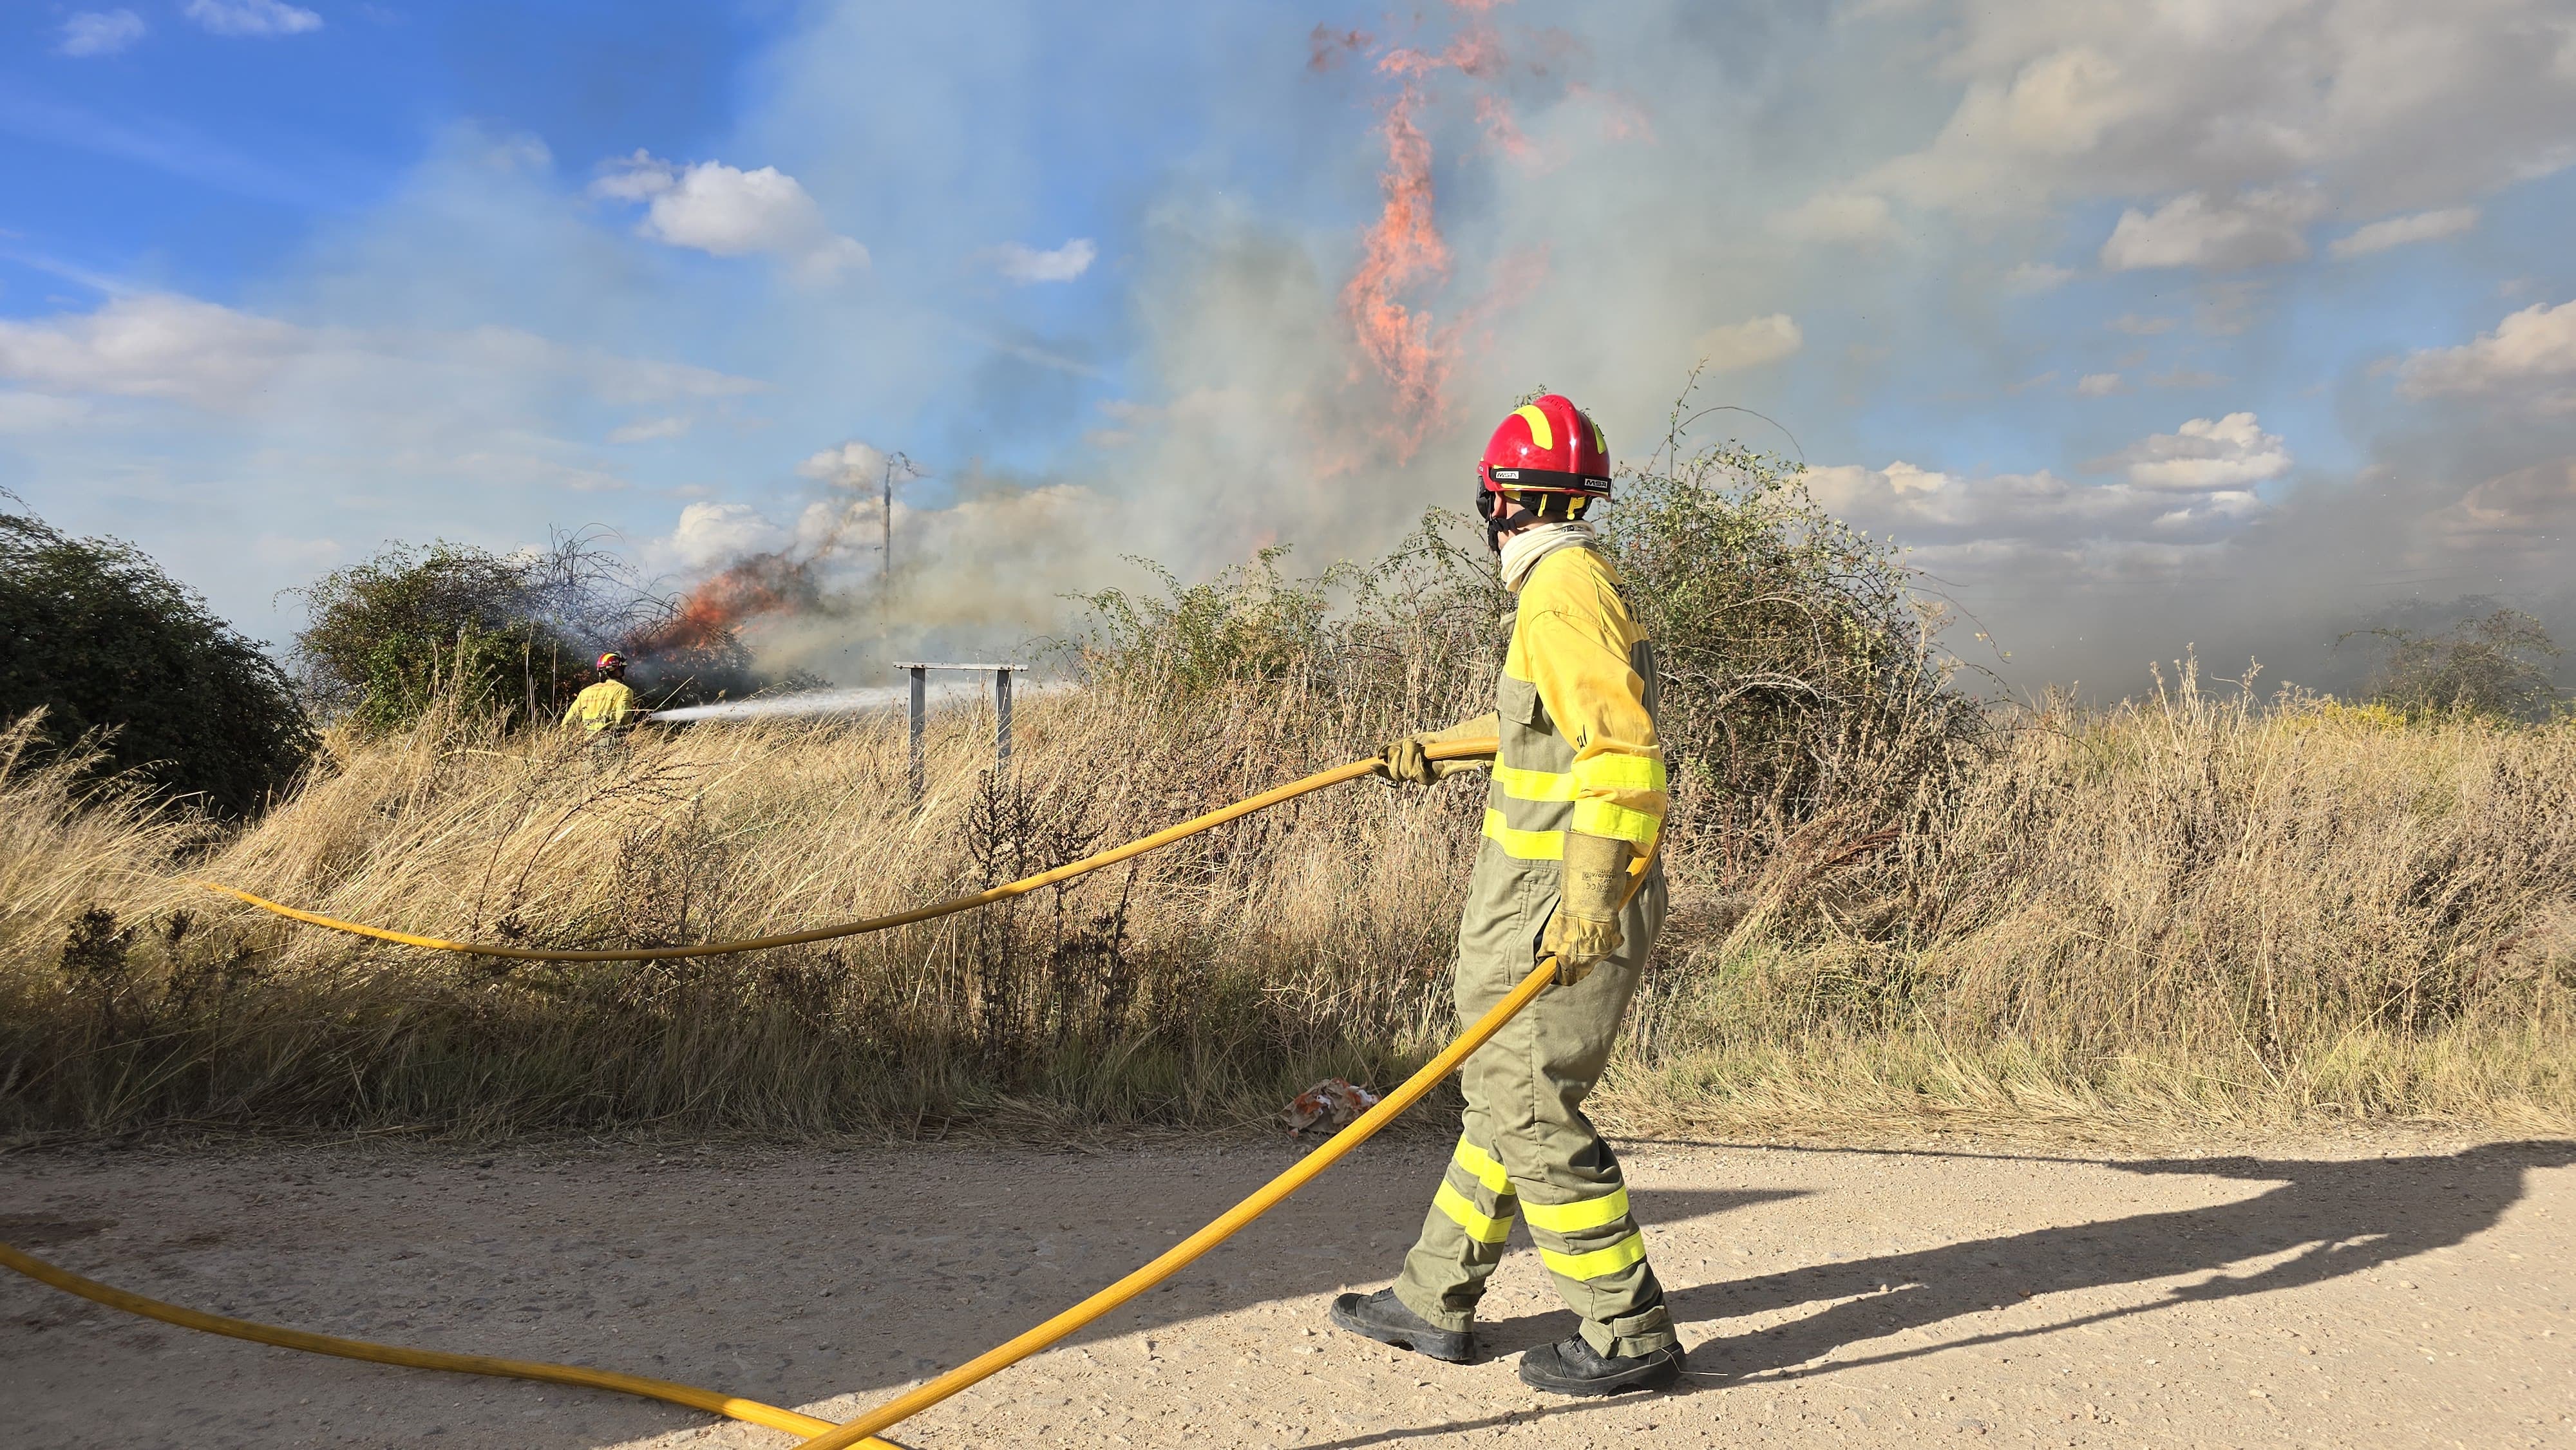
left=3, top=1130, right=2570, bottom=1449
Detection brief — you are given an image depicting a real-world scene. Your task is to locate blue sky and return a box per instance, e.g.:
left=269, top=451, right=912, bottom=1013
left=5, top=1, right=2574, bottom=695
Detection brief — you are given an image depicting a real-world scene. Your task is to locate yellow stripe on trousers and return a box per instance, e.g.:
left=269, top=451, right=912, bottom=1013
left=1433, top=1183, right=1513, bottom=1245
left=1537, top=1232, right=1647, bottom=1282
left=1519, top=1186, right=1630, bottom=1234
left=1452, top=1138, right=1512, bottom=1195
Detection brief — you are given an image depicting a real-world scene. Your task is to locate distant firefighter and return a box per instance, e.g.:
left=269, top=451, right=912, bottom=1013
left=1329, top=393, right=1683, bottom=1396
left=562, top=652, right=650, bottom=734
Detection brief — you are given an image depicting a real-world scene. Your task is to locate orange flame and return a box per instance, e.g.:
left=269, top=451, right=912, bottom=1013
left=1340, top=79, right=1452, bottom=447
left=625, top=551, right=820, bottom=659
left=1336, top=3, right=1530, bottom=453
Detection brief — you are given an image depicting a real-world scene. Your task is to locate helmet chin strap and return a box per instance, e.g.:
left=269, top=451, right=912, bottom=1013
left=1477, top=481, right=1540, bottom=552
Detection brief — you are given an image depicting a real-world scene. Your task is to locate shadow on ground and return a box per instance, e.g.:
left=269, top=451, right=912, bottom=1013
left=1296, top=1139, right=2576, bottom=1449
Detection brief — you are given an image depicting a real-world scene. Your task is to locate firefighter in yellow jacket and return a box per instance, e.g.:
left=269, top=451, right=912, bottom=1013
left=561, top=652, right=649, bottom=734
left=1330, top=394, right=1682, bottom=1395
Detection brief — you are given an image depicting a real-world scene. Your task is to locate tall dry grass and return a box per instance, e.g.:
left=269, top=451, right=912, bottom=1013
left=0, top=659, right=1492, bottom=1138
left=1611, top=669, right=2576, bottom=1136
left=3, top=661, right=2571, bottom=1141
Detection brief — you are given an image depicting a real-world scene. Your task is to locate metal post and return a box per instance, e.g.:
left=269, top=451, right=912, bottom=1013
left=908, top=665, right=927, bottom=802
left=994, top=667, right=1013, bottom=775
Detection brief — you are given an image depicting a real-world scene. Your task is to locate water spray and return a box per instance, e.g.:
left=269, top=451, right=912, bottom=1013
left=649, top=678, right=1058, bottom=725
left=647, top=687, right=913, bottom=724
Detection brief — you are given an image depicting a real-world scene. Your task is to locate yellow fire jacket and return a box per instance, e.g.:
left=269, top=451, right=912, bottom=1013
left=562, top=679, right=640, bottom=733
left=1481, top=544, right=1666, bottom=860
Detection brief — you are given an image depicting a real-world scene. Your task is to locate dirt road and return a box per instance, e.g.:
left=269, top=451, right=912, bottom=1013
left=4, top=1131, right=2569, bottom=1448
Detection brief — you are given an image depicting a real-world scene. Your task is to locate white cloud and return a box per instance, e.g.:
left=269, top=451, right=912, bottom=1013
left=2398, top=298, right=2576, bottom=408
left=798, top=440, right=892, bottom=487
left=2427, top=457, right=2576, bottom=545
left=1690, top=314, right=1803, bottom=371
left=2094, top=412, right=2293, bottom=492
left=2108, top=314, right=2177, bottom=335
left=2099, top=188, right=2320, bottom=271
left=0, top=293, right=303, bottom=408
left=1771, top=193, right=1897, bottom=245
left=0, top=292, right=764, bottom=416
left=663, top=501, right=793, bottom=571
left=58, top=10, right=146, bottom=56
left=591, top=151, right=869, bottom=283
left=2075, top=372, right=2124, bottom=397
left=182, top=0, right=320, bottom=37
left=2329, top=207, right=2481, bottom=258
left=1862, top=4, right=2576, bottom=219
left=1807, top=418, right=2287, bottom=560
left=994, top=238, right=1098, bottom=283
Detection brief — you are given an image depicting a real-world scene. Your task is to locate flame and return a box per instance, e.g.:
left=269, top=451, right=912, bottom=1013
left=625, top=550, right=822, bottom=659
left=1340, top=79, right=1453, bottom=448
left=1336, top=4, right=1528, bottom=453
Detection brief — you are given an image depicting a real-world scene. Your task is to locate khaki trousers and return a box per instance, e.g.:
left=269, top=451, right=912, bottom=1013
left=1392, top=843, right=1675, bottom=1357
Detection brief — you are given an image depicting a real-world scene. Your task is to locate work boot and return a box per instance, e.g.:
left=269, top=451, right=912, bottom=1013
left=1327, top=1288, right=1474, bottom=1363
left=1515, top=1335, right=1685, bottom=1395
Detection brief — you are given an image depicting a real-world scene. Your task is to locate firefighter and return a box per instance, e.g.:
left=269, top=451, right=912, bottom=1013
left=1330, top=394, right=1683, bottom=1395
left=561, top=652, right=649, bottom=734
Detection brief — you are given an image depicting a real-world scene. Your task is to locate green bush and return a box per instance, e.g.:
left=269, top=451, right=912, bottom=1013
left=289, top=541, right=586, bottom=733
left=0, top=503, right=313, bottom=816
left=1600, top=401, right=1984, bottom=844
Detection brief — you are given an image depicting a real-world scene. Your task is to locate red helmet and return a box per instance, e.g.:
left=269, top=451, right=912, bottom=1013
left=595, top=652, right=628, bottom=671
left=1475, top=395, right=1610, bottom=547
left=1479, top=394, right=1611, bottom=502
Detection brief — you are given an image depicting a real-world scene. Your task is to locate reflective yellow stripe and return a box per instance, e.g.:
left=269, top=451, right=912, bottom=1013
left=1538, top=1232, right=1647, bottom=1282
left=1569, top=798, right=1661, bottom=846
left=1453, top=1137, right=1511, bottom=1195
left=1513, top=404, right=1554, bottom=450
left=1434, top=1182, right=1513, bottom=1244
left=1482, top=809, right=1565, bottom=861
left=1520, top=1187, right=1631, bottom=1234
left=1569, top=752, right=1666, bottom=793
left=1491, top=764, right=1578, bottom=802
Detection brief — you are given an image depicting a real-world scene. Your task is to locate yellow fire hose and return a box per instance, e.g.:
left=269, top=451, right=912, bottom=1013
left=5, top=738, right=1654, bottom=1447
left=0, top=1239, right=871, bottom=1444
left=188, top=742, right=1499, bottom=961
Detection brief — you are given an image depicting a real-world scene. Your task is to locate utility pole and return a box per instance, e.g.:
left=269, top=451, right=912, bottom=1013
left=878, top=450, right=918, bottom=587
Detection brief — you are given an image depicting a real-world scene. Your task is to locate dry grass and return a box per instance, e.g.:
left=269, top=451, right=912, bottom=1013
left=1608, top=674, right=2576, bottom=1138
left=3, top=657, right=2571, bottom=1144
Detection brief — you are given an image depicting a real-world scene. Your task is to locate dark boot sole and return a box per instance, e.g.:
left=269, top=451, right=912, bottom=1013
left=1328, top=1295, right=1475, bottom=1364
left=1517, top=1352, right=1682, bottom=1396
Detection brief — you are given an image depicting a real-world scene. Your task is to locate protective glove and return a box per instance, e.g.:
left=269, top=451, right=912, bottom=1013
left=1372, top=711, right=1500, bottom=786
left=1541, top=829, right=1633, bottom=985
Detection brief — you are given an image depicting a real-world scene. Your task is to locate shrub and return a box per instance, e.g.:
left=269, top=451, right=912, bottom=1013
left=288, top=540, right=592, bottom=733
left=2346, top=608, right=2563, bottom=720
left=1600, top=391, right=1985, bottom=852
left=0, top=502, right=312, bottom=816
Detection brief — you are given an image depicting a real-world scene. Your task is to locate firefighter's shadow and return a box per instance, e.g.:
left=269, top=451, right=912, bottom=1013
left=1291, top=1140, right=2572, bottom=1450
left=1473, top=1139, right=2575, bottom=1373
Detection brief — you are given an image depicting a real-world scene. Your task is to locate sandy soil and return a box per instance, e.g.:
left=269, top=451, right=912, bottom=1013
left=3, top=1129, right=2570, bottom=1449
